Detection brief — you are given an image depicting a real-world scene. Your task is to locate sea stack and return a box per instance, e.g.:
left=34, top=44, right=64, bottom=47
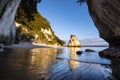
left=68, top=35, right=80, bottom=47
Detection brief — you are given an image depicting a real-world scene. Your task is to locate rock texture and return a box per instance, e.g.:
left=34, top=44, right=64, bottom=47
left=15, top=0, right=65, bottom=46
left=68, top=35, right=80, bottom=47
left=0, top=0, right=21, bottom=44
left=87, top=0, right=120, bottom=46
left=99, top=47, right=120, bottom=59
left=85, top=49, right=95, bottom=52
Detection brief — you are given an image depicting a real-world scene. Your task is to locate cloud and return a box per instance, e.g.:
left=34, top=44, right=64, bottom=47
left=79, top=38, right=108, bottom=46
left=65, top=38, right=108, bottom=46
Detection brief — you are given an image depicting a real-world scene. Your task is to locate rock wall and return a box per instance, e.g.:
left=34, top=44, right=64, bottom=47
left=1, top=0, right=120, bottom=46
left=15, top=0, right=65, bottom=46
left=87, top=0, right=120, bottom=46
left=68, top=35, right=80, bottom=47
left=0, top=0, right=21, bottom=44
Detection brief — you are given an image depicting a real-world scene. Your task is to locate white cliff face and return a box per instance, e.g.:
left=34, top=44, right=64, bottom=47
left=41, top=28, right=52, bottom=35
left=68, top=35, right=80, bottom=47
left=41, top=28, right=54, bottom=41
left=0, top=0, right=21, bottom=44
left=15, top=22, right=21, bottom=27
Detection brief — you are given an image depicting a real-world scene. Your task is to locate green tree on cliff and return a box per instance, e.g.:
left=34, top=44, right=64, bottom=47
left=15, top=0, right=65, bottom=46
left=77, top=0, right=87, bottom=3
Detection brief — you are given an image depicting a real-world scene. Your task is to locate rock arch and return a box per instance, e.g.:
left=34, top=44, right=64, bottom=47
left=0, top=0, right=21, bottom=44
left=0, top=0, right=120, bottom=46
left=87, top=0, right=120, bottom=46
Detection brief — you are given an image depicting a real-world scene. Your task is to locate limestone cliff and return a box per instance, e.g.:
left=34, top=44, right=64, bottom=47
left=0, top=0, right=21, bottom=44
left=68, top=35, right=80, bottom=47
left=2, top=0, right=120, bottom=46
left=87, top=0, right=120, bottom=46
left=0, top=0, right=64, bottom=46
left=15, top=0, right=65, bottom=46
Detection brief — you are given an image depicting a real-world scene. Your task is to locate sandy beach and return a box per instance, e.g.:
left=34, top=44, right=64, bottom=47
left=4, top=43, right=55, bottom=49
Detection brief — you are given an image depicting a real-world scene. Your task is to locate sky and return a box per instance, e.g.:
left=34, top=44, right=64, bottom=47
left=37, top=0, right=100, bottom=41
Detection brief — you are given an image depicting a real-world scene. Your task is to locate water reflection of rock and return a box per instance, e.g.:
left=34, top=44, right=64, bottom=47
left=30, top=48, right=58, bottom=79
left=47, top=47, right=112, bottom=80
left=47, top=60, right=70, bottom=80
left=0, top=48, right=59, bottom=80
left=69, top=47, right=80, bottom=59
left=1, top=47, right=120, bottom=80
left=69, top=47, right=80, bottom=70
left=30, top=48, right=57, bottom=66
left=47, top=59, right=112, bottom=80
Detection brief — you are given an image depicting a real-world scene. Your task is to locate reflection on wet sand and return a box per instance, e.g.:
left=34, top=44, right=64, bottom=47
left=47, top=59, right=112, bottom=80
left=69, top=47, right=80, bottom=59
left=30, top=48, right=57, bottom=69
left=47, top=47, right=112, bottom=80
left=0, top=48, right=59, bottom=80
left=69, top=47, right=80, bottom=70
left=0, top=47, right=119, bottom=80
left=29, top=48, right=58, bottom=79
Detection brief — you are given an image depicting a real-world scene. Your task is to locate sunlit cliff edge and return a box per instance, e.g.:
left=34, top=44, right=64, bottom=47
left=15, top=0, right=65, bottom=46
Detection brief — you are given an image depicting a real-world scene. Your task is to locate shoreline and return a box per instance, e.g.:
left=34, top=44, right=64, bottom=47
left=3, top=44, right=108, bottom=49
left=4, top=43, right=56, bottom=49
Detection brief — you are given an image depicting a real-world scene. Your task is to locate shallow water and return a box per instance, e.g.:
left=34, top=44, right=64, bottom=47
left=0, top=46, right=116, bottom=80
left=57, top=47, right=111, bottom=64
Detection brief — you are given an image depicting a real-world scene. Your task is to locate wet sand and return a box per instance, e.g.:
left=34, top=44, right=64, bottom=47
left=0, top=44, right=117, bottom=80
left=4, top=44, right=53, bottom=49
left=47, top=59, right=112, bottom=80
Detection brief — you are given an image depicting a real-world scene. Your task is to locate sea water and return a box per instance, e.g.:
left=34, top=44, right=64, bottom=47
left=0, top=46, right=114, bottom=80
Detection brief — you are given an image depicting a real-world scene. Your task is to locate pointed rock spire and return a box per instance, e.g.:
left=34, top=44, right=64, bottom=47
left=68, top=35, right=80, bottom=47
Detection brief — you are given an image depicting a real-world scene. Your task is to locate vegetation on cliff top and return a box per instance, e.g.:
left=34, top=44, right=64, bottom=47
left=15, top=0, right=65, bottom=46
left=77, top=0, right=87, bottom=3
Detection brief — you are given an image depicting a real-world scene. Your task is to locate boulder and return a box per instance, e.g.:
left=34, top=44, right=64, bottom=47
left=0, top=0, right=21, bottom=44
left=68, top=35, right=80, bottom=47
left=87, top=0, right=120, bottom=46
left=99, top=47, right=120, bottom=59
left=85, top=49, right=95, bottom=52
left=76, top=51, right=83, bottom=55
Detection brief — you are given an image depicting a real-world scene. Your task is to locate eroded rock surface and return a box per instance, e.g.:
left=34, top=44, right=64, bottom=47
left=87, top=0, right=120, bottom=46
left=99, top=47, right=120, bottom=60
left=68, top=35, right=80, bottom=47
left=0, top=0, right=21, bottom=44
